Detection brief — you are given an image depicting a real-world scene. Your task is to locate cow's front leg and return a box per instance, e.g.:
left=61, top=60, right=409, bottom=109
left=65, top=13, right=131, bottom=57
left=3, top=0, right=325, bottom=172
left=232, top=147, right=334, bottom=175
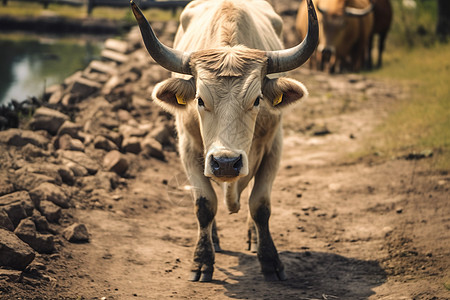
left=249, top=138, right=286, bottom=281
left=190, top=195, right=216, bottom=282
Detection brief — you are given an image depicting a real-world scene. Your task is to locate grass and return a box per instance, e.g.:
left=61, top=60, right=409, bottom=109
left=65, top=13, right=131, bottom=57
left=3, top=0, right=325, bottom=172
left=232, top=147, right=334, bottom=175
left=361, top=0, right=450, bottom=172
left=0, top=2, right=180, bottom=22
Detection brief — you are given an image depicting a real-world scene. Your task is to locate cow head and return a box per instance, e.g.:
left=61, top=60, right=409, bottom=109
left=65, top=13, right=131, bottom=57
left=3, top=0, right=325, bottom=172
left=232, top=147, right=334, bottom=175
left=317, top=0, right=374, bottom=59
left=131, top=0, right=318, bottom=182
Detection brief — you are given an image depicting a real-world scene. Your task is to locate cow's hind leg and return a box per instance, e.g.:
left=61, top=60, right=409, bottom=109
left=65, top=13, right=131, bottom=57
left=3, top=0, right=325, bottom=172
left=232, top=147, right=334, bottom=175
left=249, top=135, right=286, bottom=281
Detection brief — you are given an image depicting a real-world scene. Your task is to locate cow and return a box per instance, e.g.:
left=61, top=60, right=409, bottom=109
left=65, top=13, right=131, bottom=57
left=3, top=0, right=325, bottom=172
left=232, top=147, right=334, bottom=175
left=130, top=0, right=318, bottom=282
left=367, top=0, right=392, bottom=69
left=296, top=0, right=374, bottom=73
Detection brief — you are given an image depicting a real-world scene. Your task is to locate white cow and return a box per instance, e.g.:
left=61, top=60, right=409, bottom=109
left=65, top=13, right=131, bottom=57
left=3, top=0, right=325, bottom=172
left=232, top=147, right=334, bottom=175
left=131, top=0, right=318, bottom=282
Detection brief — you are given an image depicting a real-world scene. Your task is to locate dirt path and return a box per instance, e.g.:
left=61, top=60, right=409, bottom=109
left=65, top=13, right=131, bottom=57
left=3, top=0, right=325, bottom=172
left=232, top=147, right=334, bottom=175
left=25, top=69, right=447, bottom=300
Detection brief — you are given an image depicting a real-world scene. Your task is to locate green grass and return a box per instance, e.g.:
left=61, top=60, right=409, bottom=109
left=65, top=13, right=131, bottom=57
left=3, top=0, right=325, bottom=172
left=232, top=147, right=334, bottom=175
left=366, top=43, right=450, bottom=171
left=0, top=2, right=180, bottom=22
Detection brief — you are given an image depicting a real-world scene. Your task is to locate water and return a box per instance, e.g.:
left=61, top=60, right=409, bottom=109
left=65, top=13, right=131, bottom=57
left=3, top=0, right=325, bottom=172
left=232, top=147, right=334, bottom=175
left=0, top=34, right=104, bottom=105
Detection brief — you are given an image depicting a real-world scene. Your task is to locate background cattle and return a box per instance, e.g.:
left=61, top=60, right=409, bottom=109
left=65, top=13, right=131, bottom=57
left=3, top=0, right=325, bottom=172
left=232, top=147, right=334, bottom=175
left=296, top=0, right=374, bottom=73
left=368, top=0, right=393, bottom=68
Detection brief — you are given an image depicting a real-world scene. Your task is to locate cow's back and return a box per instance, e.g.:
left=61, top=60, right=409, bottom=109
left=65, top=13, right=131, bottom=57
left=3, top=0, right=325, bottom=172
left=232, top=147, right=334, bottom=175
left=173, top=0, right=284, bottom=52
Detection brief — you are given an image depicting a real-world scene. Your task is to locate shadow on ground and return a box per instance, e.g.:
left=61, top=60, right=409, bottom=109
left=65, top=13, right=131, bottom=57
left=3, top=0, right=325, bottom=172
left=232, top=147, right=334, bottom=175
left=215, top=250, right=386, bottom=300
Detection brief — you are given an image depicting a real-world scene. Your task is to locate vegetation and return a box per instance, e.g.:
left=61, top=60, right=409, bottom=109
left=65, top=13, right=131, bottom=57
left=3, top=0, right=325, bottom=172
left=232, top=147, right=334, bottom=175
left=364, top=0, right=450, bottom=171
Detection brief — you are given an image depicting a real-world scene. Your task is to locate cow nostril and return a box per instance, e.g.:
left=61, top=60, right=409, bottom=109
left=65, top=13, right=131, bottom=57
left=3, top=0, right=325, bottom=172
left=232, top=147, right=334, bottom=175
left=233, top=155, right=243, bottom=171
left=211, top=156, right=220, bottom=171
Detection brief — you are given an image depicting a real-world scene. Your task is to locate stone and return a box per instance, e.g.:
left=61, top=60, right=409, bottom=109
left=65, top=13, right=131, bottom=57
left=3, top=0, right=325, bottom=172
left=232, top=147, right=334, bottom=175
left=14, top=218, right=55, bottom=254
left=31, top=210, right=50, bottom=233
left=30, top=182, right=69, bottom=209
left=141, top=136, right=165, bottom=161
left=119, top=124, right=148, bottom=138
left=104, top=38, right=129, bottom=54
left=48, top=88, right=64, bottom=105
left=63, top=70, right=83, bottom=86
left=21, top=143, right=50, bottom=158
left=63, top=223, right=89, bottom=243
left=0, top=228, right=35, bottom=270
left=94, top=135, right=118, bottom=151
left=0, top=269, right=22, bottom=282
left=0, top=191, right=32, bottom=228
left=39, top=201, right=62, bottom=224
left=102, top=75, right=122, bottom=95
left=63, top=159, right=88, bottom=177
left=117, top=109, right=133, bottom=122
left=101, top=49, right=128, bottom=64
left=0, top=210, right=14, bottom=231
left=122, top=136, right=142, bottom=154
left=0, top=178, right=14, bottom=196
left=86, top=60, right=117, bottom=75
left=29, top=107, right=69, bottom=135
left=57, top=121, right=83, bottom=139
left=103, top=150, right=128, bottom=175
left=15, top=172, right=56, bottom=191
left=150, top=124, right=173, bottom=145
left=132, top=95, right=151, bottom=109
left=57, top=134, right=85, bottom=152
left=58, top=150, right=99, bottom=175
left=0, top=129, right=49, bottom=149
left=68, top=77, right=102, bottom=99
left=16, top=164, right=63, bottom=186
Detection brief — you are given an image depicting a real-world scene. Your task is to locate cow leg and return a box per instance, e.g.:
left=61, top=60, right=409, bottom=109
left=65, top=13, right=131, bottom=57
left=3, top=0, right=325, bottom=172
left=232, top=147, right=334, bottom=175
left=211, top=219, right=222, bottom=252
left=246, top=213, right=258, bottom=252
left=377, top=31, right=388, bottom=68
left=180, top=141, right=217, bottom=282
left=249, top=133, right=286, bottom=281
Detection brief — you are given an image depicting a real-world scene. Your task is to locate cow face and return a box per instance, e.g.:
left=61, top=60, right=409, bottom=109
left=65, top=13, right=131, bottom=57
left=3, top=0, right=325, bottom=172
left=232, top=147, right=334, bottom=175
left=152, top=46, right=307, bottom=182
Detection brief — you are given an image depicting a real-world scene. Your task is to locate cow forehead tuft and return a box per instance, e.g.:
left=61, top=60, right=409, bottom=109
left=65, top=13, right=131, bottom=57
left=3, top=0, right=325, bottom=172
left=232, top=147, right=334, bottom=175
left=191, top=46, right=267, bottom=77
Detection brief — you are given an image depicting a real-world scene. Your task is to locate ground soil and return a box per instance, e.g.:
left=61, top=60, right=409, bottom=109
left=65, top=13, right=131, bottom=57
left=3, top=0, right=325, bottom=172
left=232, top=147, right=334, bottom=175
left=3, top=64, right=449, bottom=300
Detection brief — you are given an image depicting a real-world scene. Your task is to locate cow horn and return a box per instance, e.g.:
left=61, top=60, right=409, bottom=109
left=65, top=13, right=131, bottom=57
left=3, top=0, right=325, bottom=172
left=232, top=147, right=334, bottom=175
left=266, top=0, right=319, bottom=74
left=130, top=1, right=192, bottom=75
left=345, top=0, right=374, bottom=17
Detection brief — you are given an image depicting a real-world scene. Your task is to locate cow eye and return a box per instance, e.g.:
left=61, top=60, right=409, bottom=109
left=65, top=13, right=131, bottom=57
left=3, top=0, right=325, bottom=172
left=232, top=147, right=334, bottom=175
left=253, top=96, right=261, bottom=107
left=197, top=98, right=205, bottom=107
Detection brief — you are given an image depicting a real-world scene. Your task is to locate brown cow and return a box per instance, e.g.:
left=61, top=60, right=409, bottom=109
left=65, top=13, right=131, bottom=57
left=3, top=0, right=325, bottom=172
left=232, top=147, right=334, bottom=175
left=296, top=0, right=374, bottom=73
left=368, top=0, right=392, bottom=68
left=131, top=0, right=318, bottom=282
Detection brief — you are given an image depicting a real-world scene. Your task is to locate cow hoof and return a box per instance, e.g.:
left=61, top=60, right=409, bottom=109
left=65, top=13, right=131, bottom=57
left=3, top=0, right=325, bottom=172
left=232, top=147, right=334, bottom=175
left=214, top=242, right=222, bottom=253
left=249, top=242, right=257, bottom=253
left=188, top=270, right=213, bottom=282
left=263, top=269, right=287, bottom=281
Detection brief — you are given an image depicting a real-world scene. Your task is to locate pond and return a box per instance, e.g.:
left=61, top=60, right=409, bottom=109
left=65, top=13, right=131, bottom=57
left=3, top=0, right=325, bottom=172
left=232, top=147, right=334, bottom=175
left=0, top=33, right=105, bottom=105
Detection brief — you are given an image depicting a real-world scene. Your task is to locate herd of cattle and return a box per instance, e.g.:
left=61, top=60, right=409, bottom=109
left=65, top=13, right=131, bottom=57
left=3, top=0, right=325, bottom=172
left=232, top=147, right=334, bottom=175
left=296, top=0, right=392, bottom=73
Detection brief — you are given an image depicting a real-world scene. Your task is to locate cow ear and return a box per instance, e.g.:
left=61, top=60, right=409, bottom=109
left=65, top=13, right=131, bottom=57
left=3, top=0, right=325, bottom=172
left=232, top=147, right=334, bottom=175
left=263, top=77, right=308, bottom=108
left=152, top=77, right=196, bottom=111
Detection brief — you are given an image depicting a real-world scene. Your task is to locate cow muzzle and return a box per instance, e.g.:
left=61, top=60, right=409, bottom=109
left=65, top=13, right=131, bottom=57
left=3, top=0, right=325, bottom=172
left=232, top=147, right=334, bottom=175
left=204, top=148, right=249, bottom=181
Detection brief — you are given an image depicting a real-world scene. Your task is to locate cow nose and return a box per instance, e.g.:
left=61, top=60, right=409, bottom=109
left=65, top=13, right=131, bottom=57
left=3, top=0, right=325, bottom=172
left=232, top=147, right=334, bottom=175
left=210, top=155, right=243, bottom=177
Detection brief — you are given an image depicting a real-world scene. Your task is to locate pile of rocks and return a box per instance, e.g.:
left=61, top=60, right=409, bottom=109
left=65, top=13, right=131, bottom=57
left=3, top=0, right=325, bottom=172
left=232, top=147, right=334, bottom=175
left=0, top=21, right=180, bottom=279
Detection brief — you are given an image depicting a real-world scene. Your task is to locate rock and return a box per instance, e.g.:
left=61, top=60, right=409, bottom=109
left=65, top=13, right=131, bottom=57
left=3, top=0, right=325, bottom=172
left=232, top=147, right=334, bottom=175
left=0, top=129, right=49, bottom=149
left=48, top=88, right=64, bottom=105
left=141, top=136, right=165, bottom=160
left=150, top=124, right=173, bottom=145
left=102, top=75, right=122, bottom=95
left=132, top=95, right=151, bottom=109
left=0, top=269, right=22, bottom=282
left=57, top=134, right=85, bottom=152
left=101, top=49, right=128, bottom=64
left=39, top=201, right=62, bottom=224
left=119, top=124, right=148, bottom=138
left=57, top=121, right=83, bottom=139
left=0, top=191, right=33, bottom=228
left=0, top=210, right=14, bottom=231
left=0, top=228, right=35, bottom=270
left=94, top=135, right=118, bottom=151
left=21, top=143, right=50, bottom=158
left=63, top=223, right=89, bottom=243
left=30, top=182, right=70, bottom=209
left=63, top=159, right=88, bottom=177
left=103, top=150, right=128, bottom=175
left=29, top=107, right=69, bottom=135
left=117, top=109, right=133, bottom=122
left=31, top=210, right=50, bottom=233
left=16, top=164, right=63, bottom=186
left=86, top=60, right=118, bottom=75
left=104, top=38, right=129, bottom=54
left=122, top=136, right=142, bottom=154
left=15, top=172, right=57, bottom=191
left=58, top=150, right=99, bottom=175
left=0, top=178, right=14, bottom=196
left=68, top=77, right=102, bottom=99
left=14, top=218, right=55, bottom=254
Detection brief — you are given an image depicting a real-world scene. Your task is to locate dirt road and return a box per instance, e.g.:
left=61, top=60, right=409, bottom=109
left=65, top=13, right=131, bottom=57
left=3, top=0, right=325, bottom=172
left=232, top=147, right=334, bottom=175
left=5, top=67, right=447, bottom=300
